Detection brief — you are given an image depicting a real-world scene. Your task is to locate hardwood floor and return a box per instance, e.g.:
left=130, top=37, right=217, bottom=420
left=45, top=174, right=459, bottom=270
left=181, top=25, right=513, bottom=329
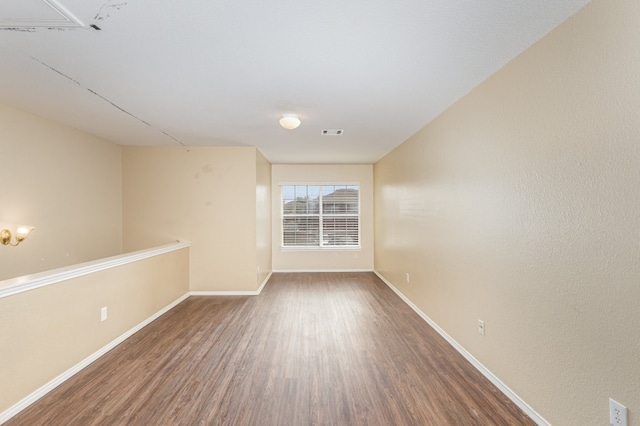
left=6, top=272, right=535, bottom=425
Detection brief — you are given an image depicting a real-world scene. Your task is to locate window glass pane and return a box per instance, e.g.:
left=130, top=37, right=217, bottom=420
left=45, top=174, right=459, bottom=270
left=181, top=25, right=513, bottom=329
left=322, top=185, right=358, bottom=214
left=282, top=186, right=296, bottom=213
left=283, top=185, right=320, bottom=214
left=307, top=185, right=320, bottom=214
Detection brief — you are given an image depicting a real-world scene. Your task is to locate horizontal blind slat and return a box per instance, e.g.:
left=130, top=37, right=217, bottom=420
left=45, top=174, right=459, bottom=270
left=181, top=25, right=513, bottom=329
left=282, top=184, right=359, bottom=247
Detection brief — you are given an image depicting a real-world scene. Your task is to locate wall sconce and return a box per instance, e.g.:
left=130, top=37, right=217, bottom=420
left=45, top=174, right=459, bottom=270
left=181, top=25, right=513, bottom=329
left=0, top=225, right=34, bottom=246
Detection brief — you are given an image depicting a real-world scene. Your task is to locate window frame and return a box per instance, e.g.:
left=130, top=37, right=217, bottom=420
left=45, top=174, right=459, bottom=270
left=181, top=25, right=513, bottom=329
left=280, top=183, right=361, bottom=250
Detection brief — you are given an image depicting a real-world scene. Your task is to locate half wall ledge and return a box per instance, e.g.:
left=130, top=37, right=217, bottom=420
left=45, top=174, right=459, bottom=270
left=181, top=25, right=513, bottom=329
left=0, top=241, right=192, bottom=299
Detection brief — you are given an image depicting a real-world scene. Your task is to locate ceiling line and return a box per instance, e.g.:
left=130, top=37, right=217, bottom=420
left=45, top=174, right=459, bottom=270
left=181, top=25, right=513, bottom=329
left=30, top=56, right=187, bottom=147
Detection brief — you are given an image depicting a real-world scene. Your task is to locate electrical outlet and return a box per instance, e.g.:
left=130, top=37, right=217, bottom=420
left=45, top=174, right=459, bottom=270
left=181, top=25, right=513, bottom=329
left=100, top=307, right=108, bottom=322
left=609, top=398, right=627, bottom=426
left=405, top=272, right=410, bottom=283
left=478, top=320, right=485, bottom=336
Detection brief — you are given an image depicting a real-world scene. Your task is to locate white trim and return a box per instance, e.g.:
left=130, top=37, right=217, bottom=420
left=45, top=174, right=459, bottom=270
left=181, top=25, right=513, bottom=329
left=189, top=271, right=273, bottom=296
left=0, top=292, right=190, bottom=424
left=273, top=269, right=373, bottom=273
left=257, top=271, right=272, bottom=294
left=278, top=181, right=360, bottom=186
left=0, top=0, right=85, bottom=28
left=279, top=246, right=362, bottom=252
left=373, top=271, right=550, bottom=426
left=44, top=0, right=85, bottom=27
left=0, top=241, right=191, bottom=299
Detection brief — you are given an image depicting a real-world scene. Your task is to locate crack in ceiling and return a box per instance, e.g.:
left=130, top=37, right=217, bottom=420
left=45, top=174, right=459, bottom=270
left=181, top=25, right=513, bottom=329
left=31, top=56, right=187, bottom=147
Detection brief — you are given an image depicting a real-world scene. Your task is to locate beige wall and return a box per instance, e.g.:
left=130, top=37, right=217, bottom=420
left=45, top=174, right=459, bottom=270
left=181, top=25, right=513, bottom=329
left=272, top=164, right=374, bottom=271
left=0, top=104, right=122, bottom=281
left=256, top=150, right=272, bottom=286
left=0, top=247, right=189, bottom=414
left=123, top=146, right=268, bottom=292
left=374, top=0, right=640, bottom=424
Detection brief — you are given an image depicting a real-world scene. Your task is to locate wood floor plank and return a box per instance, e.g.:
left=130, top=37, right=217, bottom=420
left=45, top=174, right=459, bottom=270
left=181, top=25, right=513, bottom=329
left=6, top=272, right=535, bottom=425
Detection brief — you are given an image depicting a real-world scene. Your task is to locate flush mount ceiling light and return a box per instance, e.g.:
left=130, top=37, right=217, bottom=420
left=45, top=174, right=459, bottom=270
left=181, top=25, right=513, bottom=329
left=279, top=114, right=301, bottom=130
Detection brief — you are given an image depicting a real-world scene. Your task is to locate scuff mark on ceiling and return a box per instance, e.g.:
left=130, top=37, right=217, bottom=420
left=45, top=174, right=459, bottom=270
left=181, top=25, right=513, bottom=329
left=0, top=26, right=80, bottom=32
left=94, top=1, right=128, bottom=22
left=0, top=27, right=36, bottom=32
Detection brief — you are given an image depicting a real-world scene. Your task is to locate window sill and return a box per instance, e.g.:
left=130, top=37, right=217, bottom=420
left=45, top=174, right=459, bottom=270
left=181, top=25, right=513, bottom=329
left=280, top=246, right=362, bottom=252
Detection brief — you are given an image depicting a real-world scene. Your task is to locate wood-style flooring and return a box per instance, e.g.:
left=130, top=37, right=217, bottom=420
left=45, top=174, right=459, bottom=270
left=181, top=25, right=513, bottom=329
left=6, top=272, right=535, bottom=425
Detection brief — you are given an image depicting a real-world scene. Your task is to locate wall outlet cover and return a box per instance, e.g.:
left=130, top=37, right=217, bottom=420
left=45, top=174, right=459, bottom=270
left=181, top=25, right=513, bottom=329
left=609, top=398, right=627, bottom=426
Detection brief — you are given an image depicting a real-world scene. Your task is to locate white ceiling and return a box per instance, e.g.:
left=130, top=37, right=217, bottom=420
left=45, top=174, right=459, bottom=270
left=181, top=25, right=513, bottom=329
left=0, top=0, right=591, bottom=164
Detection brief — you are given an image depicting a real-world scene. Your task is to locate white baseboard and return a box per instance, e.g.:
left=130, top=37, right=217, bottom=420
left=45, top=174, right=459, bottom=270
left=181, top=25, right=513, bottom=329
left=0, top=292, right=191, bottom=425
left=190, top=271, right=273, bottom=296
left=273, top=269, right=373, bottom=273
left=373, top=271, right=550, bottom=426
left=257, top=272, right=272, bottom=294
left=190, top=291, right=257, bottom=296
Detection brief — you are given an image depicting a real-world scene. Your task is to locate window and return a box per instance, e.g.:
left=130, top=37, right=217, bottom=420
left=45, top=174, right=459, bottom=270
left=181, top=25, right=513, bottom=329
left=281, top=184, right=359, bottom=248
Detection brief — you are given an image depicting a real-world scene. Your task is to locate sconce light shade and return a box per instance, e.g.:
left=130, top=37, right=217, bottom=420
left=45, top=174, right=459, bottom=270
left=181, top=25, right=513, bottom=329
left=1, top=225, right=34, bottom=246
left=279, top=114, right=301, bottom=130
left=16, top=226, right=34, bottom=241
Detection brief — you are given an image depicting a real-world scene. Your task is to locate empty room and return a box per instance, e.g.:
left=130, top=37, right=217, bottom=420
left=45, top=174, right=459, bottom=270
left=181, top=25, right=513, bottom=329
left=1, top=0, right=638, bottom=425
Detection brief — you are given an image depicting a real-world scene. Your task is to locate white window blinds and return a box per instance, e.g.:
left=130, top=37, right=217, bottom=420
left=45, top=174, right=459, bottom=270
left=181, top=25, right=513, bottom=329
left=281, top=184, right=360, bottom=248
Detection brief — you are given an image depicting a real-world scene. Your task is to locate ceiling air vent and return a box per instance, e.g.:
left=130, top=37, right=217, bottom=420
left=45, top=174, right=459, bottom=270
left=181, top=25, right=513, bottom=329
left=321, top=129, right=344, bottom=136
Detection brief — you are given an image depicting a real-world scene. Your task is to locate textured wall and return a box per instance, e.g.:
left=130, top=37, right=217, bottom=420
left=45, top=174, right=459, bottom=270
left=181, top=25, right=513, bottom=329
left=0, top=104, right=123, bottom=281
left=123, top=146, right=258, bottom=292
left=374, top=0, right=640, bottom=424
left=0, top=247, right=189, bottom=414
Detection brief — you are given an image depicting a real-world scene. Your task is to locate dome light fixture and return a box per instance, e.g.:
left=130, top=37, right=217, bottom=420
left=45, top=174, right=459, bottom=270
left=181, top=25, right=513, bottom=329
left=279, top=114, right=301, bottom=130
